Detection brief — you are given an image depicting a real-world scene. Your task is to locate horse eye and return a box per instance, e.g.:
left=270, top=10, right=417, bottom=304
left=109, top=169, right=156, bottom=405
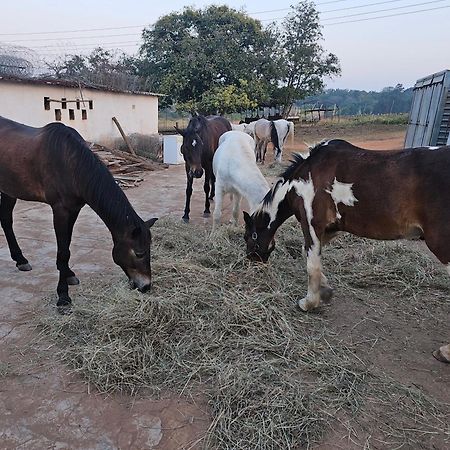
left=135, top=251, right=146, bottom=258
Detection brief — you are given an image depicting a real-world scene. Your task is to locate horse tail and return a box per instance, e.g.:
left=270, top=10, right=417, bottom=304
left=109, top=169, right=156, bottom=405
left=270, top=121, right=281, bottom=157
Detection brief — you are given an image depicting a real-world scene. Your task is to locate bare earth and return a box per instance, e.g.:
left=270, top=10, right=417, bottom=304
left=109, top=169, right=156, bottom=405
left=0, top=124, right=448, bottom=449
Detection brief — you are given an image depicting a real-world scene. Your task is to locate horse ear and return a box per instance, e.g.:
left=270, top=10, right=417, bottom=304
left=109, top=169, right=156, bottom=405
left=174, top=126, right=185, bottom=137
left=243, top=211, right=253, bottom=228
left=145, top=218, right=158, bottom=228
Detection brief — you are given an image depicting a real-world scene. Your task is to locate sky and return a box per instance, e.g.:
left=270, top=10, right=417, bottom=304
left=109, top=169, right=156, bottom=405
left=0, top=0, right=449, bottom=91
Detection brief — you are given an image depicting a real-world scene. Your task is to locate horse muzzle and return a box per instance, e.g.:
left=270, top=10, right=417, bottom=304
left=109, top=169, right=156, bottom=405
left=128, top=271, right=152, bottom=293
left=246, top=251, right=269, bottom=263
left=189, top=168, right=204, bottom=178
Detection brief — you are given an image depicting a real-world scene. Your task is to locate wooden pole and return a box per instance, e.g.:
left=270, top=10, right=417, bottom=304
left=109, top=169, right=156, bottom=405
left=112, top=116, right=136, bottom=156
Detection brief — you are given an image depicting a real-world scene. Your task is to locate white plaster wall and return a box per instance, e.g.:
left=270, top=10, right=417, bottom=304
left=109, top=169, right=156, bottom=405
left=0, top=81, right=158, bottom=146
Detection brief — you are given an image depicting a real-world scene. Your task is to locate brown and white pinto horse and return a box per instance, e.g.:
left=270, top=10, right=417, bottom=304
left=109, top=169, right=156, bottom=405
left=175, top=115, right=231, bottom=222
left=243, top=139, right=450, bottom=363
left=0, top=116, right=157, bottom=309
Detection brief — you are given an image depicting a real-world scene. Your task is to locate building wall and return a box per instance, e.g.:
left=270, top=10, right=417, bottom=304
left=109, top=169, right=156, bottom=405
left=0, top=81, right=158, bottom=146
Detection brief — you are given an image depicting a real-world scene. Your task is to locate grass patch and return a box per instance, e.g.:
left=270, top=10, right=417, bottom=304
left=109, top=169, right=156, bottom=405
left=37, top=218, right=449, bottom=449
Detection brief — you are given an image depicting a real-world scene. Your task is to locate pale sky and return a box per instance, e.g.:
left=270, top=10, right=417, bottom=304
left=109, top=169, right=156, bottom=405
left=0, top=0, right=448, bottom=91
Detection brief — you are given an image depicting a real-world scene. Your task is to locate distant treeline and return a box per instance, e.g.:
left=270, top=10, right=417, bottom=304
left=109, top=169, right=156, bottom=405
left=300, top=84, right=413, bottom=116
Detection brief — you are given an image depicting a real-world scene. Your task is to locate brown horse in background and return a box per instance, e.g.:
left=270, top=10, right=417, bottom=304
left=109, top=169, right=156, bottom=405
left=0, top=116, right=157, bottom=309
left=244, top=139, right=450, bottom=363
left=175, top=114, right=231, bottom=222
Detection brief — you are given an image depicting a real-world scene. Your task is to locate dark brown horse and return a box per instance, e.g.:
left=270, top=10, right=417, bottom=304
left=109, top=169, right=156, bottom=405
left=243, top=139, right=450, bottom=363
left=175, top=115, right=231, bottom=222
left=0, top=116, right=157, bottom=308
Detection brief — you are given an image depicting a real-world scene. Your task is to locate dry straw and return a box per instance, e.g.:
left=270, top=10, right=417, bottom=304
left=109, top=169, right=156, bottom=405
left=38, top=217, right=449, bottom=449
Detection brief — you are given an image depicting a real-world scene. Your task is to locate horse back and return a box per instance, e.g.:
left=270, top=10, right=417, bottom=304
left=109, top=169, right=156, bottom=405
left=205, top=116, right=232, bottom=153
left=293, top=140, right=450, bottom=240
left=0, top=117, right=51, bottom=202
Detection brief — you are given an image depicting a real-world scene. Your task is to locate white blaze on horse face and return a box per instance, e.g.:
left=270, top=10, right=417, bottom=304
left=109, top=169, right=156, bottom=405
left=325, top=178, right=358, bottom=219
left=192, top=139, right=197, bottom=147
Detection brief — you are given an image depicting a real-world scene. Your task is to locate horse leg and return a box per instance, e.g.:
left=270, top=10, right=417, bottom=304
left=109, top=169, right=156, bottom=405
left=212, top=182, right=223, bottom=231
left=275, top=147, right=282, bottom=163
left=433, top=344, right=450, bottom=363
left=0, top=193, right=31, bottom=271
left=262, top=140, right=268, bottom=164
left=52, top=204, right=81, bottom=308
left=182, top=170, right=194, bottom=223
left=295, top=206, right=327, bottom=311
left=203, top=171, right=211, bottom=217
left=320, top=273, right=334, bottom=304
left=231, top=193, right=241, bottom=226
left=419, top=230, right=450, bottom=362
left=209, top=172, right=216, bottom=200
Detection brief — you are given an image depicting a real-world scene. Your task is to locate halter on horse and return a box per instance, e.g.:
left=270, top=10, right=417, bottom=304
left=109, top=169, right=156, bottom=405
left=244, top=139, right=450, bottom=363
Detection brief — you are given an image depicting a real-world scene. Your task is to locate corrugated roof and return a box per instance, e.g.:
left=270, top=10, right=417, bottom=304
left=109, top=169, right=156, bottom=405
left=0, top=75, right=163, bottom=97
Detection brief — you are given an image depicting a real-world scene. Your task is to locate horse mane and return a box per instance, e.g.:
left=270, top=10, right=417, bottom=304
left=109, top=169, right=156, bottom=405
left=185, top=115, right=209, bottom=135
left=42, top=123, right=139, bottom=228
left=256, top=139, right=341, bottom=213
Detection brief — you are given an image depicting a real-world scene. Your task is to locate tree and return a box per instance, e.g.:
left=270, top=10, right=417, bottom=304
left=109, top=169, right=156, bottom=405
left=138, top=5, right=279, bottom=112
left=0, top=45, right=35, bottom=77
left=45, top=48, right=148, bottom=91
left=275, top=1, right=340, bottom=117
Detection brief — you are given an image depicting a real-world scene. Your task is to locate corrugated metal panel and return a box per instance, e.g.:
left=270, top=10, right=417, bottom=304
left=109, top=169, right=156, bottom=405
left=405, top=70, right=450, bottom=148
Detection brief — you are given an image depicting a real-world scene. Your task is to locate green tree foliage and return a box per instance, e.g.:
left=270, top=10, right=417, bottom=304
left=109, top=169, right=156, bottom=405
left=302, top=84, right=413, bottom=115
left=275, top=1, right=340, bottom=116
left=138, top=5, right=279, bottom=112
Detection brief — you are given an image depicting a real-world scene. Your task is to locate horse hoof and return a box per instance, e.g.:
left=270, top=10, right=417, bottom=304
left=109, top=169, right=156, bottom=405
left=182, top=216, right=190, bottom=223
left=57, top=304, right=73, bottom=315
left=67, top=276, right=80, bottom=285
left=320, top=286, right=334, bottom=304
left=298, top=297, right=310, bottom=312
left=433, top=349, right=450, bottom=363
left=57, top=296, right=72, bottom=315
left=17, top=263, right=32, bottom=271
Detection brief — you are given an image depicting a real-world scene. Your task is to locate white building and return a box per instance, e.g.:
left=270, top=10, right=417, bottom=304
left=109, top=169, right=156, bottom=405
left=0, top=76, right=160, bottom=147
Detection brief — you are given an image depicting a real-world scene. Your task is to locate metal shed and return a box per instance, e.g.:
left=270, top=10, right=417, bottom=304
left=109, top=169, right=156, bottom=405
left=404, top=70, right=450, bottom=148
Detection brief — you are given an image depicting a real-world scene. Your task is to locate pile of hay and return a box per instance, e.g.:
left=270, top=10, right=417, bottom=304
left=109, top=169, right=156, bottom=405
left=38, top=218, right=449, bottom=449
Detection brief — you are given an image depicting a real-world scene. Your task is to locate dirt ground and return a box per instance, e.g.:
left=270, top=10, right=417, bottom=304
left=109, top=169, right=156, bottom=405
left=0, top=123, right=448, bottom=449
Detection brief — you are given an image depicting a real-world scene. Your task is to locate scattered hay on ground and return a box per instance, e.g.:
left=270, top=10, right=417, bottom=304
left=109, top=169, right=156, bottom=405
left=37, top=218, right=450, bottom=449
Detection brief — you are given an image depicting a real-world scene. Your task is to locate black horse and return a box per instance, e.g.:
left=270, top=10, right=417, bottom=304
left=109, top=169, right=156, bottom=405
left=0, top=116, right=157, bottom=308
left=175, top=115, right=231, bottom=222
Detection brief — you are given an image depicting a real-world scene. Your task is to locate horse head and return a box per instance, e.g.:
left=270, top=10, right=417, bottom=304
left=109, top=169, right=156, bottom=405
left=177, top=116, right=208, bottom=179
left=112, top=217, right=158, bottom=292
left=243, top=211, right=276, bottom=262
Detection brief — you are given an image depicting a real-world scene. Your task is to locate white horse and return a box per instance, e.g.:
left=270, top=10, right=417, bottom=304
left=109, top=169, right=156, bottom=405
left=272, top=119, right=295, bottom=162
left=231, top=123, right=247, bottom=132
left=253, top=118, right=272, bottom=163
left=231, top=122, right=255, bottom=138
left=253, top=118, right=294, bottom=163
left=212, top=131, right=270, bottom=230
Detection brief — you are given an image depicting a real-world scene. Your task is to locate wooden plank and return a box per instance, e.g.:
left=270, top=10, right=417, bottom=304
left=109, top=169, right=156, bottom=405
left=112, top=116, right=137, bottom=156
